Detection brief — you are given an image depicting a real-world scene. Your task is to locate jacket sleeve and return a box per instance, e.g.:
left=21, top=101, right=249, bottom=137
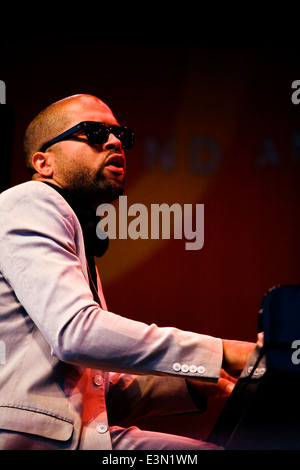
left=0, top=182, right=222, bottom=381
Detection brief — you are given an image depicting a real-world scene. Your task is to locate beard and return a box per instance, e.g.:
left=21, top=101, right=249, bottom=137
left=62, top=165, right=125, bottom=208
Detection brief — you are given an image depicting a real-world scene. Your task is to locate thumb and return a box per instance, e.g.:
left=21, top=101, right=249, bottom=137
left=217, top=369, right=237, bottom=396
left=217, top=378, right=235, bottom=396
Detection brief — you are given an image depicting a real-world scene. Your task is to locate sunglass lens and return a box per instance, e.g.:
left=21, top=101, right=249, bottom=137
left=86, top=123, right=108, bottom=145
left=118, top=128, right=135, bottom=149
left=83, top=122, right=134, bottom=149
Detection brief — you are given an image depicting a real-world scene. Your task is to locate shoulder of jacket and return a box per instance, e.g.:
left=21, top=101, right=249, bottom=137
left=0, top=182, right=81, bottom=235
left=0, top=181, right=72, bottom=212
left=1, top=181, right=59, bottom=200
left=0, top=181, right=83, bottom=243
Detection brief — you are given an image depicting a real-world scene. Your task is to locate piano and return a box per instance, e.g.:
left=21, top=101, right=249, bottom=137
left=208, top=285, right=300, bottom=450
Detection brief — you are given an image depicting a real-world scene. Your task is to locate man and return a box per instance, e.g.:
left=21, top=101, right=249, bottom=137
left=0, top=94, right=255, bottom=450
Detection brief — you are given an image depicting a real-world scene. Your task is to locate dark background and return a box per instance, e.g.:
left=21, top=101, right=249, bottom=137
left=2, top=43, right=300, bottom=438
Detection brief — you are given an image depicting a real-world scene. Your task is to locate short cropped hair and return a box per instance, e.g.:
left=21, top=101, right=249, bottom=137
left=23, top=94, right=103, bottom=175
left=23, top=98, right=75, bottom=175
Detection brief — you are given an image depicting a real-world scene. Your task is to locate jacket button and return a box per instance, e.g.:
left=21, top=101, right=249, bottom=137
left=93, top=374, right=103, bottom=386
left=96, top=423, right=108, bottom=434
left=172, top=362, right=181, bottom=372
left=197, top=366, right=206, bottom=374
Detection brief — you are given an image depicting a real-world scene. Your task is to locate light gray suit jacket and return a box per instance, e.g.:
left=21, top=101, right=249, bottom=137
left=0, top=181, right=222, bottom=449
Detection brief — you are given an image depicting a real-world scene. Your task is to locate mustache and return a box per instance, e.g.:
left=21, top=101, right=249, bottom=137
left=103, top=150, right=126, bottom=171
left=95, top=150, right=126, bottom=180
left=105, top=149, right=125, bottom=162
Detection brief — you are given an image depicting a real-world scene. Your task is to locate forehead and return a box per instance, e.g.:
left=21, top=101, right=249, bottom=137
left=66, top=99, right=119, bottom=127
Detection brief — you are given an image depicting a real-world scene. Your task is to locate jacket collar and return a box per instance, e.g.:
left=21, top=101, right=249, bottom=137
left=41, top=181, right=109, bottom=258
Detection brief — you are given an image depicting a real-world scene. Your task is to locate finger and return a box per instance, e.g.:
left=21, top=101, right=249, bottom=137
left=217, top=378, right=235, bottom=396
left=220, top=368, right=238, bottom=383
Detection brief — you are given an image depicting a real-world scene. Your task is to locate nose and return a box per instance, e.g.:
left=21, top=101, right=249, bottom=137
left=104, top=132, right=123, bottom=152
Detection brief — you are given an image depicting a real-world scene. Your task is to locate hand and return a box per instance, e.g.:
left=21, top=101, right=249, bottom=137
left=187, top=369, right=237, bottom=399
left=222, top=339, right=256, bottom=376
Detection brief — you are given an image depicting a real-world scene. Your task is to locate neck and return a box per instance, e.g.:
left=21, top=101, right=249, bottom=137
left=32, top=174, right=64, bottom=189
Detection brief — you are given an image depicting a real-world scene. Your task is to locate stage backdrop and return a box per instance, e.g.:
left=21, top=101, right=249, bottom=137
left=2, top=43, right=300, bottom=437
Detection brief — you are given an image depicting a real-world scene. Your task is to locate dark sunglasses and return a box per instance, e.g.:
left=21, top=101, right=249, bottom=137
left=39, top=121, right=135, bottom=152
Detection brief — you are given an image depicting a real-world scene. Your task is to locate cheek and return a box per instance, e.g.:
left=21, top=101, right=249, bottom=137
left=55, top=144, right=105, bottom=176
left=71, top=144, right=106, bottom=172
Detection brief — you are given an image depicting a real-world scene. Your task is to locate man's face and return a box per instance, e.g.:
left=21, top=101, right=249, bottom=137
left=49, top=99, right=126, bottom=206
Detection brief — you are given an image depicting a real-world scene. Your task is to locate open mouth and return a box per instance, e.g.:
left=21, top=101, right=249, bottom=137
left=105, top=155, right=125, bottom=170
left=105, top=154, right=125, bottom=175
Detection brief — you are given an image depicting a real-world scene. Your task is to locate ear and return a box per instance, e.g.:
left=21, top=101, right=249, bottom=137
left=32, top=151, right=54, bottom=177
